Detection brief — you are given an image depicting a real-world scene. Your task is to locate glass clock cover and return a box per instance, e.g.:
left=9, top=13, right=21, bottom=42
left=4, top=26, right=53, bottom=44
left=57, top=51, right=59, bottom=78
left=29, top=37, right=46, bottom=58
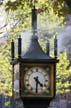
left=14, top=63, right=20, bottom=98
left=24, top=66, right=51, bottom=95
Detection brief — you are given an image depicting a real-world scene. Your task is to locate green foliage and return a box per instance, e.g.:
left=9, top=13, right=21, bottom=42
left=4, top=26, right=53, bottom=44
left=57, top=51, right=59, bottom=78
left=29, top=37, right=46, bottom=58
left=0, top=51, right=12, bottom=96
left=56, top=52, right=71, bottom=94
left=5, top=101, right=10, bottom=106
left=1, top=0, right=70, bottom=15
left=0, top=0, right=68, bottom=96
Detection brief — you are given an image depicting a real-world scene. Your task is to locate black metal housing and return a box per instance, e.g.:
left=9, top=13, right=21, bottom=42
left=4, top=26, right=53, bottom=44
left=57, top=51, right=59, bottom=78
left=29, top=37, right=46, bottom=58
left=11, top=6, right=59, bottom=108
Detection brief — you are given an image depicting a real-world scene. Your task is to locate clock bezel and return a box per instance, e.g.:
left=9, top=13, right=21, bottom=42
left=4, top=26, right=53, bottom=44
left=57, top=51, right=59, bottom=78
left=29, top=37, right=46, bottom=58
left=24, top=66, right=50, bottom=95
left=20, top=63, right=55, bottom=98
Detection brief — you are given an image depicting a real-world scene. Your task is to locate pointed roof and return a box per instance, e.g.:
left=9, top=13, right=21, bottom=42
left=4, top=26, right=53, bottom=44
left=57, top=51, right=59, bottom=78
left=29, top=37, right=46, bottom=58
left=22, top=35, right=53, bottom=61
left=20, top=7, right=58, bottom=63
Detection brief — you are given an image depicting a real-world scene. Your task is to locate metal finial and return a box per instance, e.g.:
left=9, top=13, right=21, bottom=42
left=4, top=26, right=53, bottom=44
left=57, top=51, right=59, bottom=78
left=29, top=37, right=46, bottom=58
left=54, top=36, right=58, bottom=58
left=11, top=40, right=15, bottom=59
left=18, top=35, right=22, bottom=58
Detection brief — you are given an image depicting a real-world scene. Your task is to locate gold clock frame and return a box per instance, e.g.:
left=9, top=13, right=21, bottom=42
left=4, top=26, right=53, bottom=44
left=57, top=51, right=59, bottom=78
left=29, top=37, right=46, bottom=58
left=20, top=63, right=55, bottom=98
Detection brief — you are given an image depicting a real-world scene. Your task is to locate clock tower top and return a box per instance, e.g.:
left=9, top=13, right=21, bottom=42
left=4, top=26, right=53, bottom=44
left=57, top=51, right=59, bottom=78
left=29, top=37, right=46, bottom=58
left=11, top=5, right=59, bottom=108
left=21, top=6, right=57, bottom=63
left=22, top=34, right=53, bottom=61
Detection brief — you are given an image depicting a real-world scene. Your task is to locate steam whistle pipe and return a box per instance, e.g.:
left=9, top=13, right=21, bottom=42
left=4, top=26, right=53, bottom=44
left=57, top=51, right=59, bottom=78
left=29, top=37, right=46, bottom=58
left=54, top=36, right=58, bottom=58
left=46, top=40, right=50, bottom=56
left=32, top=6, right=37, bottom=34
left=11, top=40, right=15, bottom=60
left=18, top=36, right=22, bottom=58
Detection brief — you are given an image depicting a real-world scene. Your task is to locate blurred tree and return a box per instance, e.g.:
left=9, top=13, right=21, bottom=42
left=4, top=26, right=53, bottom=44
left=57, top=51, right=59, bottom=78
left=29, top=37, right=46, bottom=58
left=0, top=51, right=12, bottom=96
left=0, top=0, right=70, bottom=15
left=56, top=52, right=71, bottom=94
left=0, top=0, right=70, bottom=96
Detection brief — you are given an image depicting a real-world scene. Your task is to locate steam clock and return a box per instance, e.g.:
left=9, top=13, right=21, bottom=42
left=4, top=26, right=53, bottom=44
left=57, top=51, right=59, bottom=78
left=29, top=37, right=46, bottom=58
left=11, top=6, right=58, bottom=108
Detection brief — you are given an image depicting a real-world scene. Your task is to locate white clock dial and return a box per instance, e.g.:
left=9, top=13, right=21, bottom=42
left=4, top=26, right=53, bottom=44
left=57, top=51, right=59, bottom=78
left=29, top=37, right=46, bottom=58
left=24, top=67, right=50, bottom=94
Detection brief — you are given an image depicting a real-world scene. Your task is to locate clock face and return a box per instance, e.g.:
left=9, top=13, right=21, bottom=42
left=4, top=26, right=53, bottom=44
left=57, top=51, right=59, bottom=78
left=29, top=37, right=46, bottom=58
left=24, top=67, right=50, bottom=94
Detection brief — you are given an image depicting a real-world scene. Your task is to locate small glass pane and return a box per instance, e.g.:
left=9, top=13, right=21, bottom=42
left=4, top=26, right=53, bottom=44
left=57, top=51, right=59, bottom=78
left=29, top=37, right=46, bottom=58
left=14, top=63, right=19, bottom=99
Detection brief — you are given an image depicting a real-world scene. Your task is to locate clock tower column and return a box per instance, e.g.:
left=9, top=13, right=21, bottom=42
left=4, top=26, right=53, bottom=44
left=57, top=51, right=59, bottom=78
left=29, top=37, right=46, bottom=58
left=11, top=5, right=58, bottom=108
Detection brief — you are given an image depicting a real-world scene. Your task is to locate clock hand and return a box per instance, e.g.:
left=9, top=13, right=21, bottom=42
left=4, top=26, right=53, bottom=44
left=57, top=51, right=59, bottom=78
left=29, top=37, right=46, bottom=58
left=34, top=77, right=43, bottom=87
left=34, top=76, right=38, bottom=93
left=38, top=80, right=43, bottom=87
left=37, top=79, right=43, bottom=87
